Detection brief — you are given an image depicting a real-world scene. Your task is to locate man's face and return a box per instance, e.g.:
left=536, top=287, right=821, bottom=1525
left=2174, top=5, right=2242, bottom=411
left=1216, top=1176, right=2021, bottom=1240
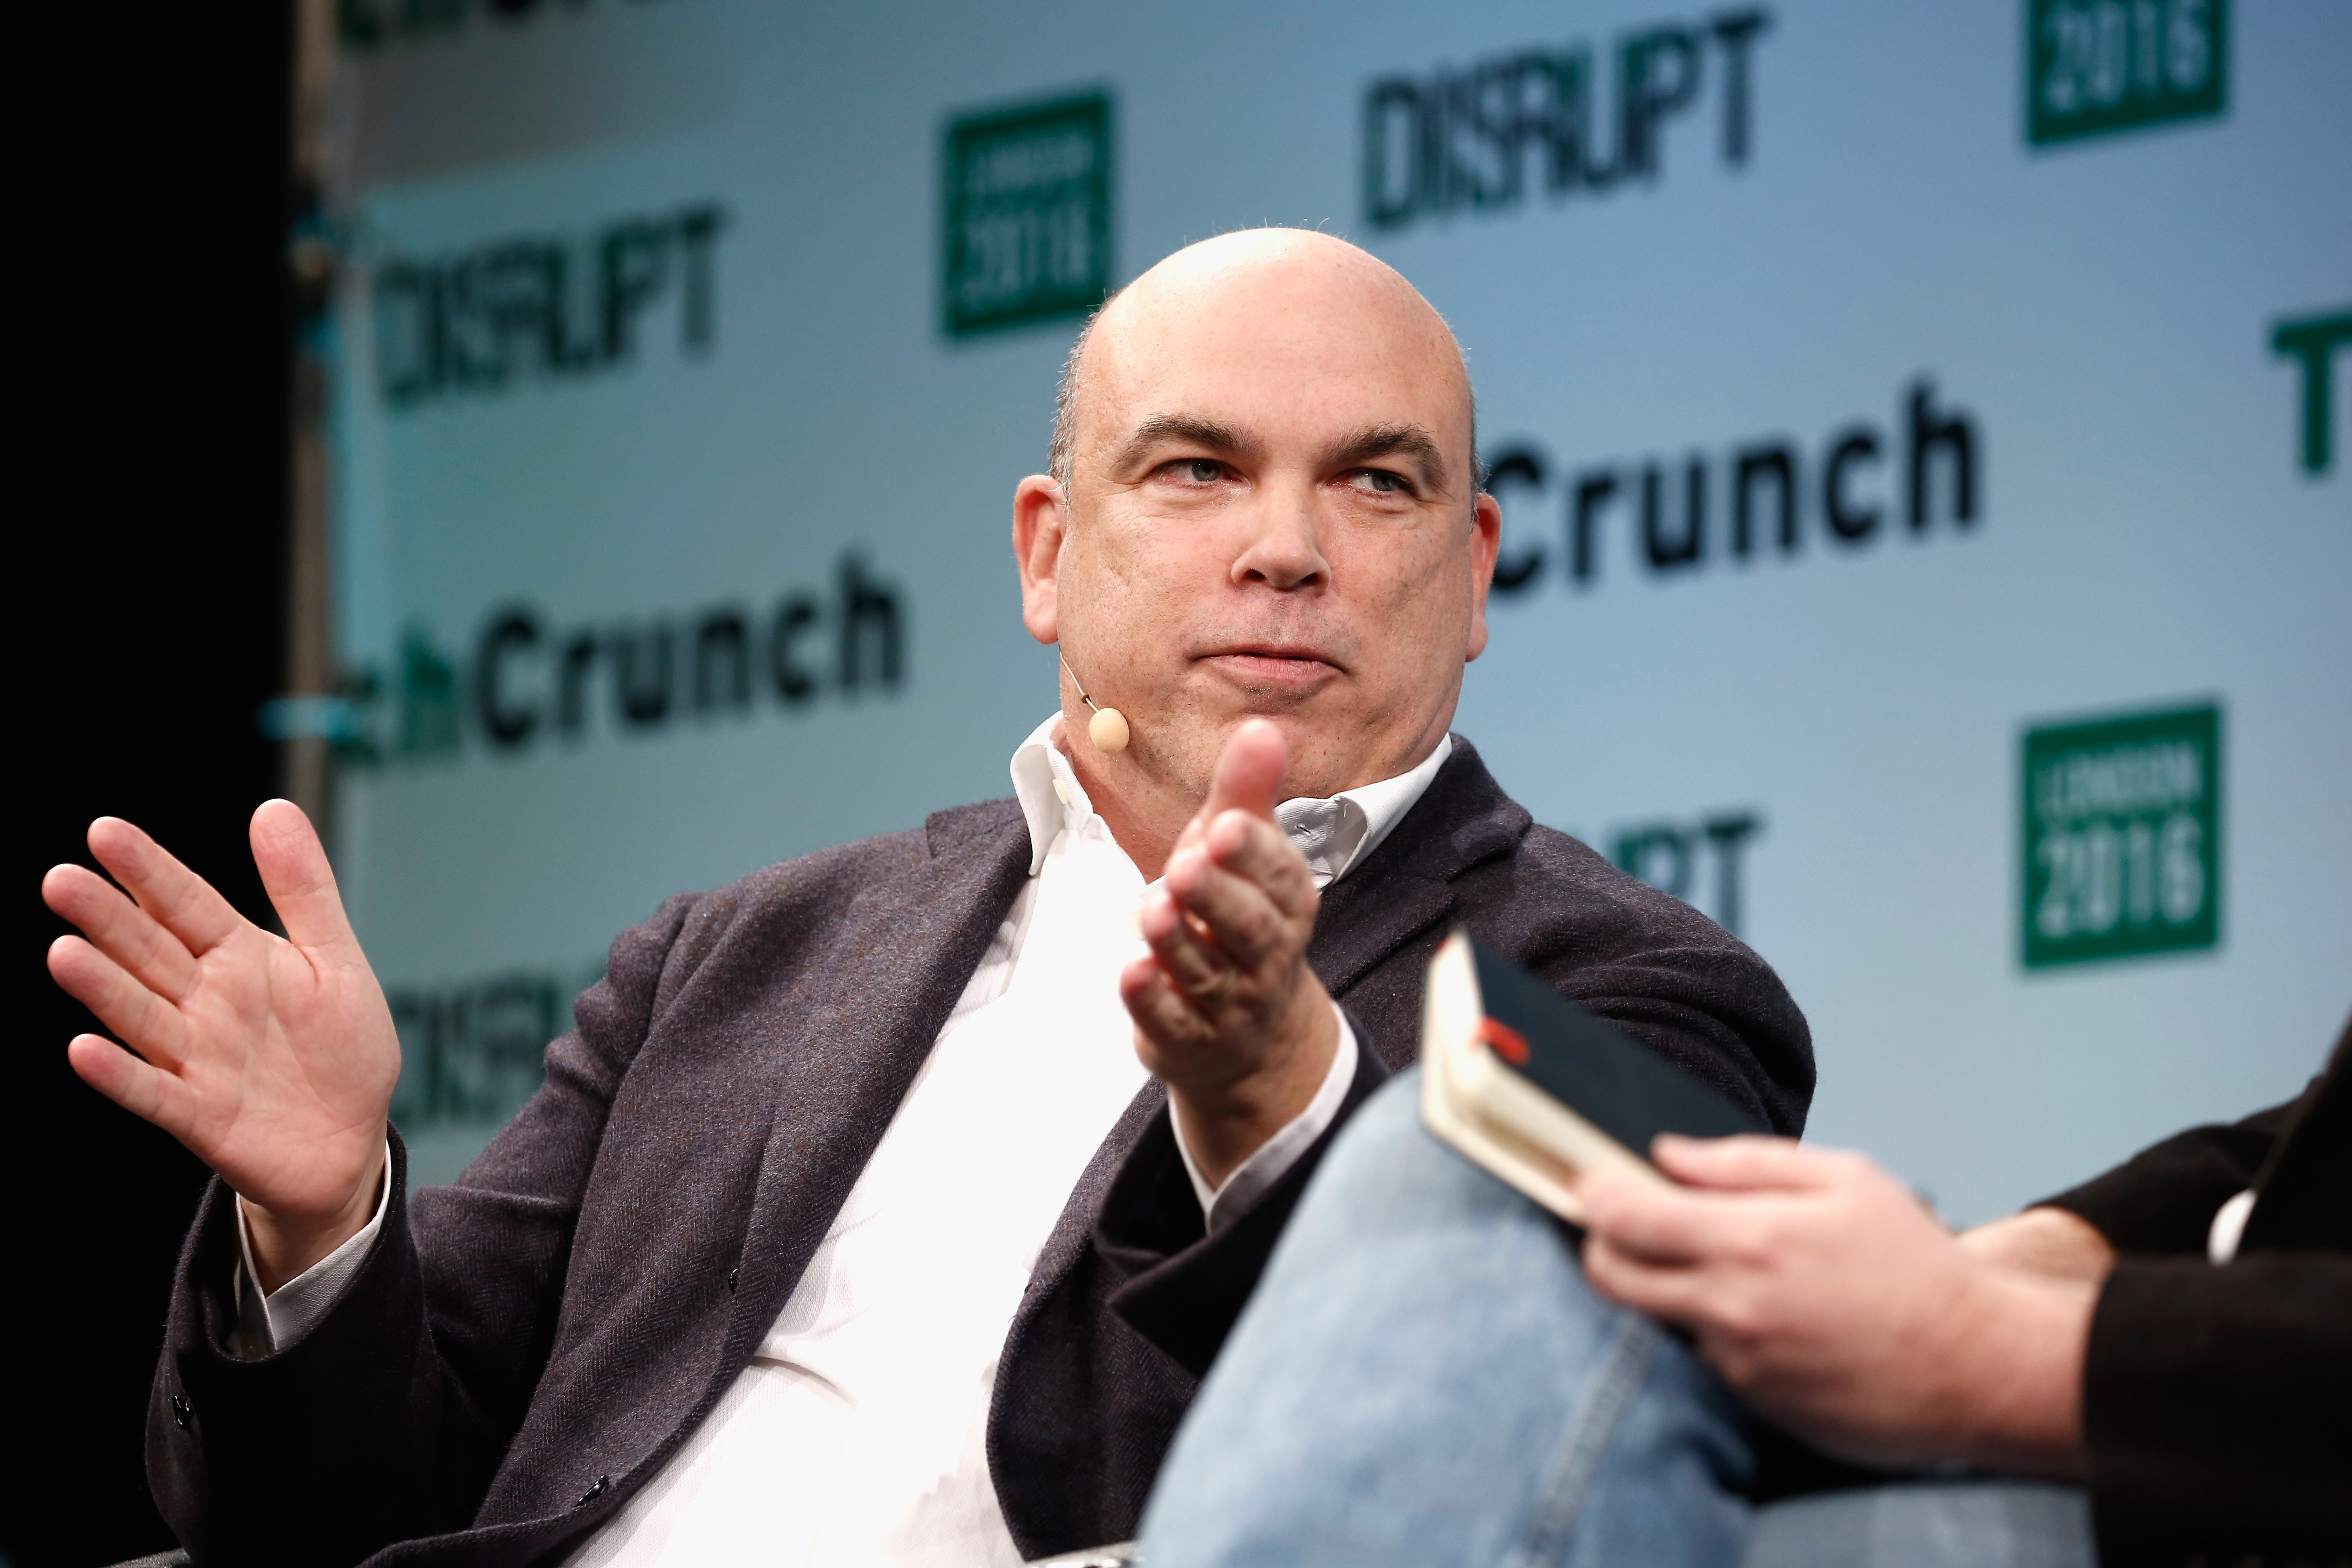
left=1016, top=236, right=1501, bottom=802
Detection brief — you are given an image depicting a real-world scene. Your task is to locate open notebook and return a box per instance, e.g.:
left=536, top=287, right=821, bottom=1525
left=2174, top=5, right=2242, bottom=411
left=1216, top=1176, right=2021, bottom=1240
left=1419, top=928, right=1764, bottom=1222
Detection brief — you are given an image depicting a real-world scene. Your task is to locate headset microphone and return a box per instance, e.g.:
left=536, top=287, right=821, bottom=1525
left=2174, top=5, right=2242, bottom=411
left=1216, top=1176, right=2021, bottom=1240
left=1060, top=656, right=1131, bottom=753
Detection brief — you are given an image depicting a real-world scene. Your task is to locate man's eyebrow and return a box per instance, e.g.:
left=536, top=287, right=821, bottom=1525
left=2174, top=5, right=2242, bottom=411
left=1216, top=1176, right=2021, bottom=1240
left=1110, top=413, right=1262, bottom=474
left=1322, top=423, right=1449, bottom=493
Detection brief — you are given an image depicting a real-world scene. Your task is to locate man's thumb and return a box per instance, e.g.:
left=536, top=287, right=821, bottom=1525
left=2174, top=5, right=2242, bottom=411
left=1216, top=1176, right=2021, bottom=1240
left=251, top=799, right=359, bottom=953
left=1202, top=718, right=1286, bottom=822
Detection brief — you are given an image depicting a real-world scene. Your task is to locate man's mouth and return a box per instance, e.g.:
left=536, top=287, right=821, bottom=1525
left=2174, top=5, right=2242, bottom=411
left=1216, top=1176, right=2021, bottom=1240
left=1200, top=645, right=1344, bottom=686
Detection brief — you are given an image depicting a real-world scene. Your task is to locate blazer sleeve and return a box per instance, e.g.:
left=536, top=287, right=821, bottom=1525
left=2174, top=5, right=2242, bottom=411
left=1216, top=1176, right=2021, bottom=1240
left=1094, top=1028, right=1391, bottom=1378
left=2081, top=1253, right=2352, bottom=1566
left=1095, top=823, right=1816, bottom=1375
left=147, top=892, right=699, bottom=1568
left=2036, top=1093, right=2308, bottom=1254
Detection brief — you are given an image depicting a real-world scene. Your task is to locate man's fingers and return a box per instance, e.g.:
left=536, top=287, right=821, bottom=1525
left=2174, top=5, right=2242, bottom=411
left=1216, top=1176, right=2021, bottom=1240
left=42, top=862, right=202, bottom=1001
left=86, top=817, right=244, bottom=957
left=1581, top=1234, right=1712, bottom=1324
left=1163, top=843, right=1293, bottom=970
left=1651, top=1133, right=1851, bottom=1193
left=1120, top=956, right=1217, bottom=1055
left=1198, top=718, right=1286, bottom=824
left=251, top=799, right=360, bottom=956
left=1580, top=1176, right=1753, bottom=1264
left=47, top=936, right=193, bottom=1070
left=1139, top=885, right=1234, bottom=996
left=66, top=1033, right=192, bottom=1135
left=1201, top=811, right=1316, bottom=919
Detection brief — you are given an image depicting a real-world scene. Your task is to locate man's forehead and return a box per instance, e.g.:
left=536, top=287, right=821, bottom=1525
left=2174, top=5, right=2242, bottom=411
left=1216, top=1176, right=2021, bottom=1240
left=1047, top=230, right=1476, bottom=489
left=1100, top=264, right=1451, bottom=370
left=1083, top=293, right=1469, bottom=444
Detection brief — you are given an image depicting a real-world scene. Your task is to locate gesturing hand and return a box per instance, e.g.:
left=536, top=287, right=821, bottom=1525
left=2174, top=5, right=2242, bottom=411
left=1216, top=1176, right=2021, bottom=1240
left=1123, top=718, right=1338, bottom=1190
left=43, top=801, right=400, bottom=1291
left=1580, top=1137, right=2095, bottom=1477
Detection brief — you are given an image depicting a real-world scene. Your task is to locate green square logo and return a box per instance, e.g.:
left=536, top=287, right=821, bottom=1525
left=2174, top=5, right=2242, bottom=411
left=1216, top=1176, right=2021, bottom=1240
left=942, top=91, right=1113, bottom=338
left=2027, top=0, right=2226, bottom=147
left=2022, top=702, right=2221, bottom=969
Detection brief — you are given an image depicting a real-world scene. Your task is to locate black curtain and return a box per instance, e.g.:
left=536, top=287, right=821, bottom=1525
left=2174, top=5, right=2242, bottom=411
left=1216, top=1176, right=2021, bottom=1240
left=10, top=5, right=293, bottom=1563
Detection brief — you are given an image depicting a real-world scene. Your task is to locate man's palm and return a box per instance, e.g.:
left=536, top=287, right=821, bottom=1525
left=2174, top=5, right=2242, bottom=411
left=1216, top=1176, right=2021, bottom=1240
left=44, top=801, right=398, bottom=1227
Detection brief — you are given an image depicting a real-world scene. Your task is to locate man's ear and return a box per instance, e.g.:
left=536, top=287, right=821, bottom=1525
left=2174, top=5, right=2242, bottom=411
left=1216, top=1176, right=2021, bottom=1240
left=1013, top=474, right=1068, bottom=646
left=1464, top=490, right=1502, bottom=663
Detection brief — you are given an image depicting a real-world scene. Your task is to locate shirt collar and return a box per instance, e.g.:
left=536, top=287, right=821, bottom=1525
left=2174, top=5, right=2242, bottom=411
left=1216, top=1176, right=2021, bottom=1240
left=1011, top=714, right=1452, bottom=887
left=1279, top=733, right=1452, bottom=887
left=1011, top=715, right=1097, bottom=875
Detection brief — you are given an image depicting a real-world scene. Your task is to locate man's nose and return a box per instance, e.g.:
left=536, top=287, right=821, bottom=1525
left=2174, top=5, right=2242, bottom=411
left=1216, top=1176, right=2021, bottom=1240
left=1230, top=487, right=1329, bottom=591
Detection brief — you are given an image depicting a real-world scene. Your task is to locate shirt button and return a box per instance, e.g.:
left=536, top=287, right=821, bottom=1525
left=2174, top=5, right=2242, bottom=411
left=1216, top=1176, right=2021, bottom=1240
left=170, top=1393, right=193, bottom=1431
left=725, top=1268, right=739, bottom=1294
left=576, top=1474, right=608, bottom=1507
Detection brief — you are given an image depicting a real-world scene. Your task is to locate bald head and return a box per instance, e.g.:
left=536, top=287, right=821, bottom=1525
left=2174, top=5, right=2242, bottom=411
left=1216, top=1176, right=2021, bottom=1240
left=1011, top=226, right=1502, bottom=852
left=1051, top=230, right=1477, bottom=499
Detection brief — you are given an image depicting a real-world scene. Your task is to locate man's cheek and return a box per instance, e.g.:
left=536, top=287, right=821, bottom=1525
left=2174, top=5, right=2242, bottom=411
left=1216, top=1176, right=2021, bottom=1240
left=1104, top=521, right=1206, bottom=587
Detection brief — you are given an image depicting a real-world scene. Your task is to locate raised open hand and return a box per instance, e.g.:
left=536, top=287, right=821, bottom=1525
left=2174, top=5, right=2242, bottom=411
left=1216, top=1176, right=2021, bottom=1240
left=1124, top=718, right=1338, bottom=1188
left=43, top=801, right=398, bottom=1288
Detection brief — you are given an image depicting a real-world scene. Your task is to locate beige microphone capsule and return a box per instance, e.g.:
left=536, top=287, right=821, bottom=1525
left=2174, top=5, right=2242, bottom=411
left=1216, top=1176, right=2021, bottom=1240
left=1061, top=655, right=1131, bottom=754
left=1088, top=706, right=1130, bottom=753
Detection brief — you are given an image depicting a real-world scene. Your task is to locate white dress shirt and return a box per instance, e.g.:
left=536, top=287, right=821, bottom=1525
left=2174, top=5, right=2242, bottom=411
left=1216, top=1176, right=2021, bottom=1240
left=239, top=718, right=1452, bottom=1566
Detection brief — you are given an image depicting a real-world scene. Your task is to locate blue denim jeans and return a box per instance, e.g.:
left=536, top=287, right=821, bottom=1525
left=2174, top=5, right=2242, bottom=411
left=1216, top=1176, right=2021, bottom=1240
left=1139, top=1070, right=2094, bottom=1568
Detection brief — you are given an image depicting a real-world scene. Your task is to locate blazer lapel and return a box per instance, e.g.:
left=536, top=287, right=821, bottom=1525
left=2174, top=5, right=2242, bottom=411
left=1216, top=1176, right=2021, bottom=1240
left=1310, top=739, right=1527, bottom=1000
left=484, top=804, right=1036, bottom=1523
left=728, top=806, right=1036, bottom=1346
left=1001, top=740, right=1531, bottom=1361
left=1010, top=1078, right=1168, bottom=1340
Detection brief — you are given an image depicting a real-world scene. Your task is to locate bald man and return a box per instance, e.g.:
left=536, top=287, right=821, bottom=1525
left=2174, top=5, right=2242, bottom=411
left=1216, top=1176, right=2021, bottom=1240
left=45, top=231, right=1811, bottom=1568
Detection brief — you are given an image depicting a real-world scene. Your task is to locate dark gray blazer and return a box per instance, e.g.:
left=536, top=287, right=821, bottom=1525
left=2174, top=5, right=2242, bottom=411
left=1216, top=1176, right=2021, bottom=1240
left=147, top=739, right=1813, bottom=1567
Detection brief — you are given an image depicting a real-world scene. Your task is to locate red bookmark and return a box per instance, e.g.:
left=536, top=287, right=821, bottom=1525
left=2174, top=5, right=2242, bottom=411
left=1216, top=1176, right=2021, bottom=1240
left=1476, top=1015, right=1531, bottom=1065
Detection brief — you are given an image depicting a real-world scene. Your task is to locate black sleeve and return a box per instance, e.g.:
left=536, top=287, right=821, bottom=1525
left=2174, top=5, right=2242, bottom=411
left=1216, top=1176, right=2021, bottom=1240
left=2081, top=1254, right=2352, bottom=1566
left=1095, top=1032, right=1390, bottom=1377
left=2034, top=1094, right=2306, bottom=1255
left=149, top=1135, right=503, bottom=1566
left=147, top=893, right=698, bottom=1568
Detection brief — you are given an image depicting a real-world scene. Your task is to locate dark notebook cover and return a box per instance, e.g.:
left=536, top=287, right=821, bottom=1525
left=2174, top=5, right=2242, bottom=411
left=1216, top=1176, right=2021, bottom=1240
left=1471, top=940, right=1764, bottom=1152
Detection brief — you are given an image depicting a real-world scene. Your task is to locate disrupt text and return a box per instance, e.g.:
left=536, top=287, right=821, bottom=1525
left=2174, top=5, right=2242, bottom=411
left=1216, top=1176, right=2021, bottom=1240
left=1365, top=9, right=1770, bottom=230
left=374, top=202, right=727, bottom=409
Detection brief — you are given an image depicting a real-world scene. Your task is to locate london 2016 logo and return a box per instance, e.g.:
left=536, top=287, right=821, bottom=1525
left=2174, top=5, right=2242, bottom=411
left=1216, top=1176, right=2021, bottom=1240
left=2026, top=0, right=2226, bottom=147
left=942, top=91, right=1113, bottom=338
left=2021, top=702, right=2221, bottom=969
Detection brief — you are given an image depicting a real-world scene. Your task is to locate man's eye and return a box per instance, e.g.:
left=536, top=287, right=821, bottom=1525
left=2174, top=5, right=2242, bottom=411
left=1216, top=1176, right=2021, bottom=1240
left=1175, top=459, right=1224, bottom=483
left=1350, top=469, right=1406, bottom=494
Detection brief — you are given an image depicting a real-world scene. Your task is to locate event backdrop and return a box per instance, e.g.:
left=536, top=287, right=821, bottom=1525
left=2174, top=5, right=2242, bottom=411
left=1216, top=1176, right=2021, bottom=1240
left=313, top=0, right=2350, bottom=1221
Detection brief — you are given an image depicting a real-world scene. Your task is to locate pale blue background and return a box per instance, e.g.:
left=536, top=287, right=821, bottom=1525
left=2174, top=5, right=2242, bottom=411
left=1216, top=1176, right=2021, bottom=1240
left=326, top=0, right=2352, bottom=1213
